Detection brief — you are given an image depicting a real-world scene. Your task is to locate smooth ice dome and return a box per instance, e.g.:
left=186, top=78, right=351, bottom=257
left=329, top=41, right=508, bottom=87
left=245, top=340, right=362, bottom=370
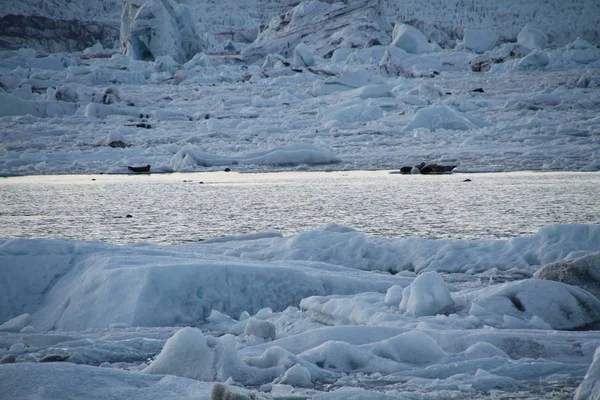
left=371, top=331, right=446, bottom=365
left=517, top=24, right=548, bottom=50
left=398, top=271, right=454, bottom=317
left=383, top=285, right=404, bottom=306
left=144, top=327, right=214, bottom=380
left=279, top=364, right=312, bottom=387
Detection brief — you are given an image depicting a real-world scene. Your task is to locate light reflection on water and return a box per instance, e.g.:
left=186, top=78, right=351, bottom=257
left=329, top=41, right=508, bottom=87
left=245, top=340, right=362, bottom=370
left=0, top=171, right=598, bottom=244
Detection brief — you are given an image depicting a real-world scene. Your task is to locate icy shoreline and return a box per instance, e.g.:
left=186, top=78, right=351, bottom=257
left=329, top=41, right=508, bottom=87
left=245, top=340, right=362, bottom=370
left=1, top=224, right=600, bottom=399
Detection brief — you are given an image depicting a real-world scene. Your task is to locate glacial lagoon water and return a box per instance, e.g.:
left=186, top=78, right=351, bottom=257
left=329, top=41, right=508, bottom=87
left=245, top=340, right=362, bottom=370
left=0, top=171, right=598, bottom=244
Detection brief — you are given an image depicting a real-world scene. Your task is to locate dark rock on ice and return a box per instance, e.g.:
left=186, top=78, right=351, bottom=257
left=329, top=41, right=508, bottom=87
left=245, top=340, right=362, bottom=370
left=419, top=163, right=456, bottom=174
left=108, top=140, right=128, bottom=149
left=127, top=164, right=150, bottom=173
left=399, top=163, right=457, bottom=174
left=39, top=354, right=70, bottom=363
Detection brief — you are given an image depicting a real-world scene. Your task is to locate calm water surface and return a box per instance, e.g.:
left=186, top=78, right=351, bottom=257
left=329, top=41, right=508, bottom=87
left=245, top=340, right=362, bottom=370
left=0, top=171, right=598, bottom=244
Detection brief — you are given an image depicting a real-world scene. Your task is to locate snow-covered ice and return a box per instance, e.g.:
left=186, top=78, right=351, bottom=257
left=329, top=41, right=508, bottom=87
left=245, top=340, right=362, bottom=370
left=1, top=224, right=600, bottom=398
left=1, top=0, right=600, bottom=398
left=1, top=2, right=599, bottom=174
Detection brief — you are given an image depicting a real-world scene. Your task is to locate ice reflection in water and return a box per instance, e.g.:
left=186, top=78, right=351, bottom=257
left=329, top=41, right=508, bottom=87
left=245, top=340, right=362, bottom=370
left=0, top=171, right=598, bottom=244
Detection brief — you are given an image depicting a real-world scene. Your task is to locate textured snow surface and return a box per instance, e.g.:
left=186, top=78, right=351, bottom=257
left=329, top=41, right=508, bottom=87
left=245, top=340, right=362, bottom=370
left=1, top=1, right=600, bottom=398
left=1, top=36, right=600, bottom=175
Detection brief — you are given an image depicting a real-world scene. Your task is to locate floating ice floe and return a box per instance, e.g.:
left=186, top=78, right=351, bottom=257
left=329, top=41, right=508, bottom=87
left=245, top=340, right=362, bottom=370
left=172, top=143, right=340, bottom=169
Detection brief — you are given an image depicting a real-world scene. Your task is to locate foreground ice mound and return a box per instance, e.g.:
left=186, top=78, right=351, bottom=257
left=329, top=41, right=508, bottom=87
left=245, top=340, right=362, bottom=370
left=172, top=143, right=341, bottom=169
left=121, top=0, right=203, bottom=63
left=293, top=43, right=315, bottom=68
left=303, top=275, right=600, bottom=330
left=0, top=237, right=409, bottom=331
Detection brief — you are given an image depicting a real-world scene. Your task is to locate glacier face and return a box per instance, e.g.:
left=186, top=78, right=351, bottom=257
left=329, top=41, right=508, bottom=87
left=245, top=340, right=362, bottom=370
left=1, top=0, right=599, bottom=54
